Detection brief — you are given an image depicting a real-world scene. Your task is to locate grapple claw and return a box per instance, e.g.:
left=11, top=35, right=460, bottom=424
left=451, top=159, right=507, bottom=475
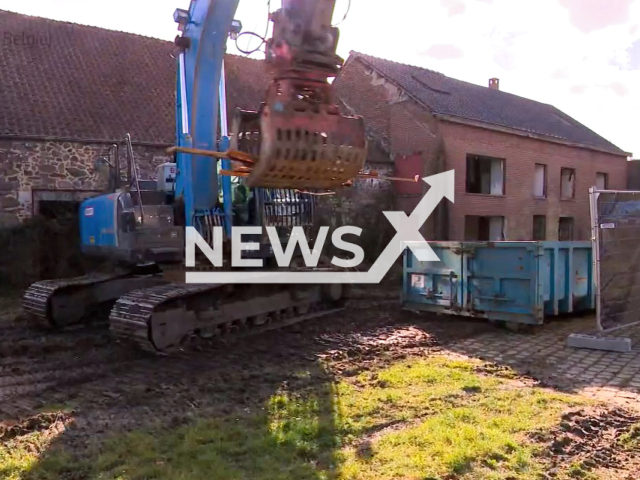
left=230, top=0, right=368, bottom=190
left=231, top=80, right=367, bottom=190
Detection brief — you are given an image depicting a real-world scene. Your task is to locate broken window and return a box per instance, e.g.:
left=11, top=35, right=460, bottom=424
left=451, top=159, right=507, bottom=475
left=532, top=215, right=546, bottom=240
left=466, top=154, right=505, bottom=195
left=596, top=172, right=608, bottom=190
left=533, top=164, right=547, bottom=198
left=464, top=215, right=506, bottom=241
left=560, top=168, right=575, bottom=199
left=558, top=217, right=574, bottom=241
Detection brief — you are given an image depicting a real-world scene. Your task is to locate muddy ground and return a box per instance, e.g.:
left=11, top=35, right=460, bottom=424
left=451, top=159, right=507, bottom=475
left=1, top=286, right=639, bottom=479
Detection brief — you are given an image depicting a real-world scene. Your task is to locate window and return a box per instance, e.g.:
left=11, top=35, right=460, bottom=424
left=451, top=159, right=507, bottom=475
left=596, top=172, right=608, bottom=190
left=560, top=168, right=575, bottom=199
left=558, top=217, right=574, bottom=241
left=533, top=164, right=547, bottom=198
left=465, top=216, right=506, bottom=241
left=533, top=215, right=546, bottom=240
left=466, top=154, right=505, bottom=195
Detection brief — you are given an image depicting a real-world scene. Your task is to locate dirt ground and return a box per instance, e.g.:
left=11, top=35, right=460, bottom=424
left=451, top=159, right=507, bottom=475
left=1, top=285, right=640, bottom=479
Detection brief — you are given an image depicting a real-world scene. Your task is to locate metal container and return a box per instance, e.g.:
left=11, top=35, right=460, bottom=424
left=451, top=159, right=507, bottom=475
left=402, top=241, right=594, bottom=325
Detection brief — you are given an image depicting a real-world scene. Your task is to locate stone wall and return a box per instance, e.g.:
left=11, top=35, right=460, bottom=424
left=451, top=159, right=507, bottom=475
left=0, top=136, right=396, bottom=283
left=0, top=138, right=171, bottom=287
left=0, top=138, right=171, bottom=225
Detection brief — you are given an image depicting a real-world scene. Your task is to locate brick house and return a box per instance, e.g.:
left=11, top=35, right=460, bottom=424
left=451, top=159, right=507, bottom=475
left=0, top=10, right=270, bottom=227
left=335, top=52, right=631, bottom=241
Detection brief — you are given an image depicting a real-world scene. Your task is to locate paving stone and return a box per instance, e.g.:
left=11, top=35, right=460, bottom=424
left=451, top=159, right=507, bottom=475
left=446, top=319, right=640, bottom=408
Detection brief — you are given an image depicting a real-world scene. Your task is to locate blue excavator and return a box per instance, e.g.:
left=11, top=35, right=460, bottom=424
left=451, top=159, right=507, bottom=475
left=22, top=0, right=368, bottom=353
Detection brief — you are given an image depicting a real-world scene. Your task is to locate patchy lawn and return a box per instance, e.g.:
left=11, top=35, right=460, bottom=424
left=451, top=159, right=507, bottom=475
left=2, top=291, right=639, bottom=480
left=3, top=355, right=618, bottom=480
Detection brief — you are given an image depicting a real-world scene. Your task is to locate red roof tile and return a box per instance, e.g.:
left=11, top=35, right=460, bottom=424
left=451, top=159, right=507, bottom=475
left=0, top=9, right=269, bottom=144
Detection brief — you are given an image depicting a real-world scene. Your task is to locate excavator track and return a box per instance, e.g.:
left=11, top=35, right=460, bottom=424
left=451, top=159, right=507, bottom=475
left=22, top=271, right=167, bottom=329
left=109, top=283, right=216, bottom=352
left=22, top=273, right=127, bottom=328
left=109, top=282, right=346, bottom=354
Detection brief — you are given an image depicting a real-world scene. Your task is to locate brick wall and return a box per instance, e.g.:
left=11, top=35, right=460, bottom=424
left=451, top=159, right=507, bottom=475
left=439, top=121, right=628, bottom=240
left=336, top=58, right=446, bottom=238
left=0, top=138, right=171, bottom=225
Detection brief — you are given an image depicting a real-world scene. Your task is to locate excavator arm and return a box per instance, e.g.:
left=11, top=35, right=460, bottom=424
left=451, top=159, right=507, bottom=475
left=172, top=0, right=366, bottom=225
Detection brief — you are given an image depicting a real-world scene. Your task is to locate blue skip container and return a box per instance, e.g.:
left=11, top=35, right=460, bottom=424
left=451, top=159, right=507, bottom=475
left=402, top=241, right=594, bottom=325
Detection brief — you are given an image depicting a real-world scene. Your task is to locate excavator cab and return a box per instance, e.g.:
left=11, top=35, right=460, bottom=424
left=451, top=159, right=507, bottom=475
left=231, top=0, right=367, bottom=190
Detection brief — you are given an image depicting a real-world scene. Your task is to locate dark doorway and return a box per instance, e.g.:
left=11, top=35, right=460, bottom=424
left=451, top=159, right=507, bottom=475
left=532, top=215, right=546, bottom=241
left=38, top=200, right=82, bottom=278
left=558, top=217, right=575, bottom=241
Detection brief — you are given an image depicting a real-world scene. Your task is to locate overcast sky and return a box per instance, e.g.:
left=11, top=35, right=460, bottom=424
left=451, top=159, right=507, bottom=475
left=1, top=0, right=639, bottom=157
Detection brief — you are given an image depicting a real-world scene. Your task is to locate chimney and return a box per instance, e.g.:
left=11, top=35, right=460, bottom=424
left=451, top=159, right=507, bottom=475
left=489, top=78, right=500, bottom=90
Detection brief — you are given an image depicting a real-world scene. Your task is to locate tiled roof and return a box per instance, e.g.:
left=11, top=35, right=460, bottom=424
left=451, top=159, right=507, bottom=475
left=0, top=10, right=269, bottom=144
left=347, top=52, right=626, bottom=155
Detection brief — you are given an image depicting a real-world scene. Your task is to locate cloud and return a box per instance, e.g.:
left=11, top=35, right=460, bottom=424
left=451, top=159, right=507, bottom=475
left=607, top=81, right=629, bottom=97
left=551, top=68, right=569, bottom=80
left=558, top=0, right=633, bottom=33
left=489, top=30, right=526, bottom=71
left=421, top=44, right=465, bottom=60
left=493, top=49, right=515, bottom=71
left=627, top=39, right=640, bottom=70
left=440, top=0, right=466, bottom=17
left=570, top=84, right=588, bottom=94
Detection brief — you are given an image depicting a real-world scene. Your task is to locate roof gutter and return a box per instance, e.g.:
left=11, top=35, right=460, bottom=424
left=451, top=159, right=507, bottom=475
left=434, top=114, right=631, bottom=158
left=0, top=134, right=172, bottom=148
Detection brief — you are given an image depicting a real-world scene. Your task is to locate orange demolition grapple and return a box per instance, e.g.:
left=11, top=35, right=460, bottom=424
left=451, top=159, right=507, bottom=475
left=231, top=0, right=367, bottom=190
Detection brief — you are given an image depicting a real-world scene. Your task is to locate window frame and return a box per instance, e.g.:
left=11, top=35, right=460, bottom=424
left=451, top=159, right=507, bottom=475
left=595, top=172, right=608, bottom=190
left=558, top=216, right=575, bottom=241
left=533, top=163, right=547, bottom=199
left=465, top=154, right=506, bottom=196
left=532, top=215, right=546, bottom=241
left=464, top=215, right=506, bottom=241
left=560, top=167, right=576, bottom=200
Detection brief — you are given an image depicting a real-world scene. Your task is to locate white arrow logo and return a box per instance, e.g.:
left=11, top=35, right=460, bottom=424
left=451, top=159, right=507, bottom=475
left=186, top=170, right=455, bottom=284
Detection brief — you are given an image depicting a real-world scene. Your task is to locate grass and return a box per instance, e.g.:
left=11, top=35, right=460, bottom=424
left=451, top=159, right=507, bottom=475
left=1, top=356, right=588, bottom=480
left=618, top=422, right=640, bottom=448
left=562, top=462, right=589, bottom=479
left=0, top=430, right=61, bottom=480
